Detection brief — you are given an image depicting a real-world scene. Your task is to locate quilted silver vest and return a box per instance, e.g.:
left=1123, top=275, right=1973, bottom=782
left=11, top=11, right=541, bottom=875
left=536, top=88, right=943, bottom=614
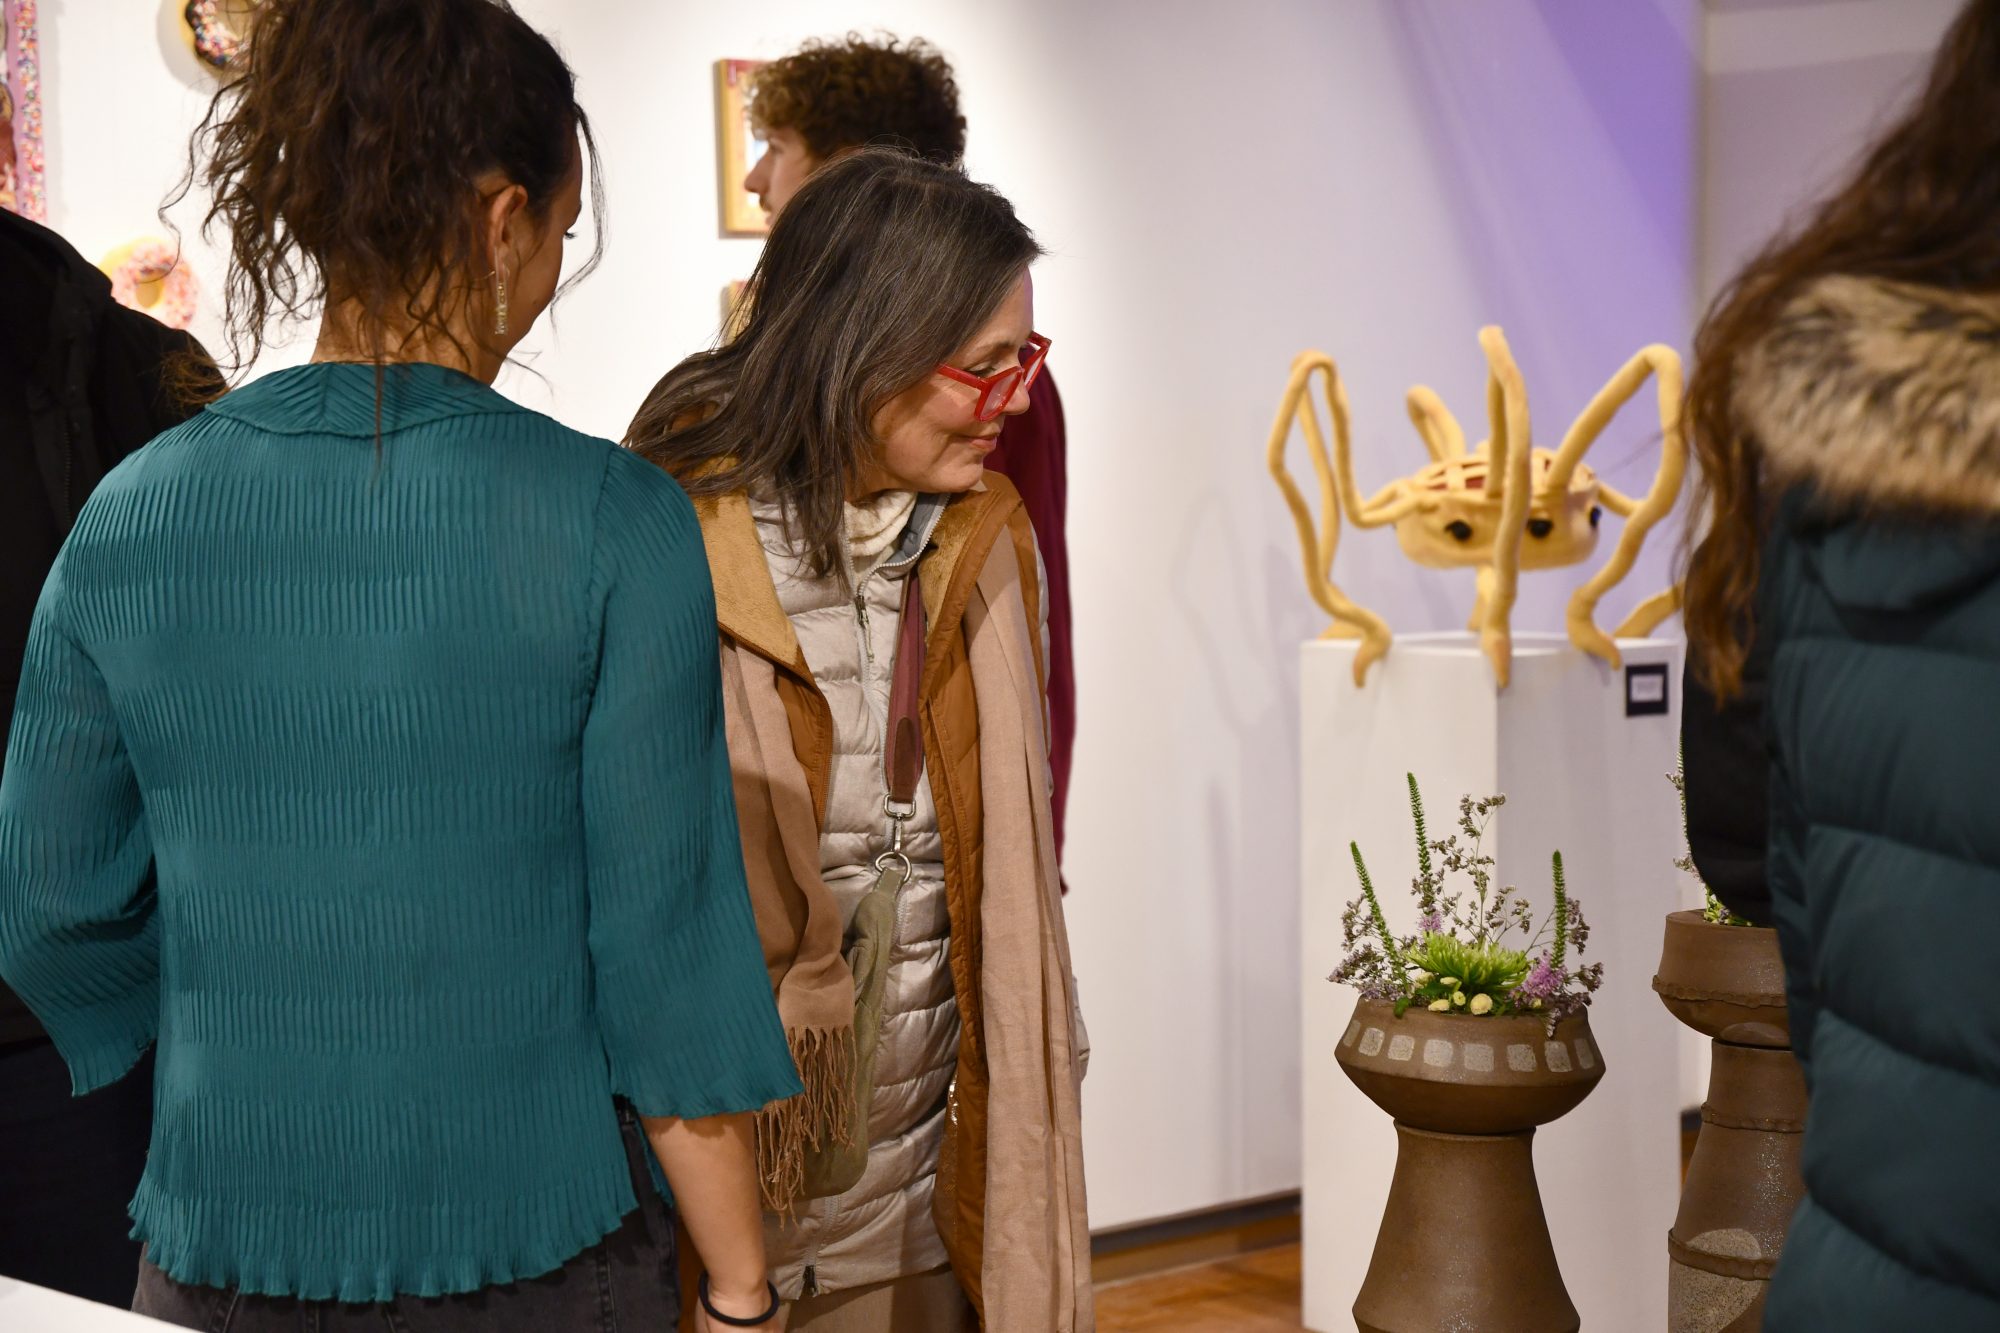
left=751, top=495, right=961, bottom=1300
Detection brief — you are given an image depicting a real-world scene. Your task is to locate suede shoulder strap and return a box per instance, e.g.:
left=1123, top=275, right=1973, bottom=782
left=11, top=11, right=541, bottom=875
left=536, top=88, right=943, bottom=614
left=887, top=570, right=928, bottom=805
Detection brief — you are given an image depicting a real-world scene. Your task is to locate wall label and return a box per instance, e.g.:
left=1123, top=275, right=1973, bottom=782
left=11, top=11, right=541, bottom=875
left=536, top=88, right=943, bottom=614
left=1624, top=662, right=1669, bottom=717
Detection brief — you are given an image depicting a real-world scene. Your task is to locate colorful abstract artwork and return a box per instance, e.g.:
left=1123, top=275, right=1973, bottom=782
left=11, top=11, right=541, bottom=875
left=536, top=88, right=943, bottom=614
left=2, top=0, right=45, bottom=220
left=182, top=1, right=259, bottom=74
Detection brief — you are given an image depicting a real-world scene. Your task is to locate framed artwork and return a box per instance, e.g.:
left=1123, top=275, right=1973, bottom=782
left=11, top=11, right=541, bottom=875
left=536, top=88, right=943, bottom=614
left=721, top=279, right=750, bottom=340
left=714, top=59, right=768, bottom=237
left=180, top=1, right=260, bottom=74
left=2, top=0, right=45, bottom=220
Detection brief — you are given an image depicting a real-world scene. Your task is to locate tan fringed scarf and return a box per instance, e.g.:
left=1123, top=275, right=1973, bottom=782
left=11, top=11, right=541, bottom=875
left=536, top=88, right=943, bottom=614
left=717, top=643, right=858, bottom=1210
left=966, top=545, right=1095, bottom=1330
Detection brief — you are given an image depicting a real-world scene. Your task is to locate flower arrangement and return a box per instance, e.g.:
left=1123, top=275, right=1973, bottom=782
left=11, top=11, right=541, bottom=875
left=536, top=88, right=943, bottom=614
left=1332, top=774, right=1604, bottom=1029
left=1668, top=750, right=1750, bottom=927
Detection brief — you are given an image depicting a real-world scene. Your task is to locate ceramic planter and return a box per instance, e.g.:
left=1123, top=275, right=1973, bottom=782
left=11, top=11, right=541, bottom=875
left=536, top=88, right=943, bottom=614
left=1653, top=909, right=1805, bottom=1333
left=1336, top=997, right=1605, bottom=1333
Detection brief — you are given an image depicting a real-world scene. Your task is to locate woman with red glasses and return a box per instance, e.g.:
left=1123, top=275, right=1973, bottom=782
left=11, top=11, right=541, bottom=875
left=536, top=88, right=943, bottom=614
left=625, top=147, right=1090, bottom=1333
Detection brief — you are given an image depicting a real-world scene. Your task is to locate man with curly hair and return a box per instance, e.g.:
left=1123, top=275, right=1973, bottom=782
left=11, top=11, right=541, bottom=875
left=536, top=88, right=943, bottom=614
left=745, top=33, right=1078, bottom=904
left=743, top=34, right=965, bottom=211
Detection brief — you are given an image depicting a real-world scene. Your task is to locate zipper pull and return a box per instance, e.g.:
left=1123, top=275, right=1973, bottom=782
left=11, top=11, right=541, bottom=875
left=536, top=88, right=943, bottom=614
left=802, top=1264, right=819, bottom=1297
left=856, top=591, right=874, bottom=666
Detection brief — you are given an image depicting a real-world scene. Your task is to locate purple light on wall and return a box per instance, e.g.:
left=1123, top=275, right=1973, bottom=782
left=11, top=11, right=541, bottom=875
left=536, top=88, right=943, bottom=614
left=1382, top=0, right=1700, bottom=621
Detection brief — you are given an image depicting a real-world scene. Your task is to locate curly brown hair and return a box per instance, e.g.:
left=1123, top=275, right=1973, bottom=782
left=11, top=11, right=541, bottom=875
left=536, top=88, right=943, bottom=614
left=169, top=0, right=602, bottom=386
left=748, top=34, right=966, bottom=164
left=1683, top=0, right=2000, bottom=698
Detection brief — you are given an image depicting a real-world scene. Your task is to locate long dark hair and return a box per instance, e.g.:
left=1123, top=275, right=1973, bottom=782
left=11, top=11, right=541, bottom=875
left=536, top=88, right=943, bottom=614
left=1684, top=0, right=2000, bottom=697
left=169, top=0, right=603, bottom=390
left=626, top=147, right=1040, bottom=578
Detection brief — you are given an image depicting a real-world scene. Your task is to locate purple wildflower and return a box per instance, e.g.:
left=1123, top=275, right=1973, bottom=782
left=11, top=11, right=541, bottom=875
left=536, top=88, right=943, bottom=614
left=1419, top=912, right=1443, bottom=934
left=1517, top=953, right=1566, bottom=1002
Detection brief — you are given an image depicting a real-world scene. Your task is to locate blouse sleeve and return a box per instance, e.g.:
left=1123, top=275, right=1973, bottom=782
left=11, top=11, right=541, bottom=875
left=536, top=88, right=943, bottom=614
left=582, top=449, right=801, bottom=1119
left=0, top=564, right=159, bottom=1093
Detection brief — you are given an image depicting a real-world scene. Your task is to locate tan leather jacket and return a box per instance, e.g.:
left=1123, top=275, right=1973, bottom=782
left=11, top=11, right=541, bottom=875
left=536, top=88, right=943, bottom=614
left=692, top=474, right=1093, bottom=1328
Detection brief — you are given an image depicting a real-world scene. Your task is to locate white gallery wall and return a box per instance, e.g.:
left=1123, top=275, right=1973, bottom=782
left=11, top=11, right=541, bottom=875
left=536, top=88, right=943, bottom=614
left=21, top=0, right=1964, bottom=1239
left=1701, top=0, right=1961, bottom=303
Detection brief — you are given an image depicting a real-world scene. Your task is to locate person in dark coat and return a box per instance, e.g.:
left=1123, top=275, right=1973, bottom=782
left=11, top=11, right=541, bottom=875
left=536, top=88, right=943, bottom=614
left=1679, top=639, right=1770, bottom=925
left=1681, top=2, right=2000, bottom=1325
left=0, top=208, right=211, bottom=1305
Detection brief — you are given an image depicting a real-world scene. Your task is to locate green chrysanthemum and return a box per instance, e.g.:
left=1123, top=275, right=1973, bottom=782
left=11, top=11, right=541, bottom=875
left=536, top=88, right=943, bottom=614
left=1406, top=932, right=1530, bottom=995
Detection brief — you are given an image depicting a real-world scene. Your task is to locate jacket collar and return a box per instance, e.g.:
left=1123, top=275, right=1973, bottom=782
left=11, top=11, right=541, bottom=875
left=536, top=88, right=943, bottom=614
left=694, top=490, right=813, bottom=678
left=746, top=490, right=948, bottom=585
left=921, top=477, right=1017, bottom=638
left=1740, top=274, right=2000, bottom=515
left=694, top=476, right=1022, bottom=681
left=207, top=361, right=514, bottom=438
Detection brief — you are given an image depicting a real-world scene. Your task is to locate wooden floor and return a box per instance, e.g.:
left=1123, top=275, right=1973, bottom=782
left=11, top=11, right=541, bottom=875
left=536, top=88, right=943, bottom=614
left=1095, top=1243, right=1304, bottom=1332
left=1094, top=1120, right=1693, bottom=1329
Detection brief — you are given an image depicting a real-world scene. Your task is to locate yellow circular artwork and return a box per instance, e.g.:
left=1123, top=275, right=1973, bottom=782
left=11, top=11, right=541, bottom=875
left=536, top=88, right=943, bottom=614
left=99, top=238, right=200, bottom=330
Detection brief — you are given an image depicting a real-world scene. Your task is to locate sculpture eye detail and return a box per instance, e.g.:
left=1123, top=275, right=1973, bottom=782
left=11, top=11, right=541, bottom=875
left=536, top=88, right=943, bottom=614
left=1445, top=520, right=1474, bottom=542
left=1527, top=518, right=1555, bottom=539
left=1589, top=506, right=1603, bottom=528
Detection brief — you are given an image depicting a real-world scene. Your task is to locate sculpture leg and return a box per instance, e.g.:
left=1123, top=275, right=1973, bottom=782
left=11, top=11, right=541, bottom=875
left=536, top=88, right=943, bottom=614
left=1266, top=352, right=1398, bottom=680
left=1567, top=601, right=1624, bottom=670
left=1615, top=585, right=1682, bottom=639
left=1481, top=602, right=1516, bottom=691
left=1477, top=329, right=1532, bottom=690
left=1561, top=346, right=1690, bottom=669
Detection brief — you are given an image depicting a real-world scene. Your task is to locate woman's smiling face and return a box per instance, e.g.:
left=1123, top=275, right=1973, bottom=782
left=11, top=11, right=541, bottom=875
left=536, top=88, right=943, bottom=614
left=859, top=270, right=1036, bottom=498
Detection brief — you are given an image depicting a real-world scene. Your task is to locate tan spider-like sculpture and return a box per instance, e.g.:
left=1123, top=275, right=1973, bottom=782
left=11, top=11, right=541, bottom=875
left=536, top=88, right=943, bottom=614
left=1267, top=327, right=1686, bottom=687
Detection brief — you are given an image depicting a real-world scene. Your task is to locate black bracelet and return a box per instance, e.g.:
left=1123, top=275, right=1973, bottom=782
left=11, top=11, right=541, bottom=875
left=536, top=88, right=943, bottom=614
left=697, top=1273, right=781, bottom=1327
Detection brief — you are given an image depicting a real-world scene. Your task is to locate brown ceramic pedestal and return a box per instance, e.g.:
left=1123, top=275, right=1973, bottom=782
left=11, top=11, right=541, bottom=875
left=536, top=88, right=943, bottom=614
left=1653, top=909, right=1806, bottom=1333
left=1335, top=998, right=1605, bottom=1333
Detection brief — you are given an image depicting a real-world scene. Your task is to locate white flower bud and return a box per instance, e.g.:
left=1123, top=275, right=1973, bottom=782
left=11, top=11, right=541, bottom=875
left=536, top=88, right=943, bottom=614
left=1470, top=993, right=1494, bottom=1015
left=1451, top=991, right=1467, bottom=1007
left=1428, top=999, right=1452, bottom=1012
left=1440, top=976, right=1460, bottom=988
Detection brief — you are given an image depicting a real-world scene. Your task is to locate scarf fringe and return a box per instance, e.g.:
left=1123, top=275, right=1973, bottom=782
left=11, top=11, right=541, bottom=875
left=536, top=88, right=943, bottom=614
left=755, top=1023, right=857, bottom=1215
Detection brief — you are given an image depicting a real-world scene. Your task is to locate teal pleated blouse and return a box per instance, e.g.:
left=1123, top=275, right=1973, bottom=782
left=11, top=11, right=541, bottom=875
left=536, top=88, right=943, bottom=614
left=0, top=363, right=800, bottom=1301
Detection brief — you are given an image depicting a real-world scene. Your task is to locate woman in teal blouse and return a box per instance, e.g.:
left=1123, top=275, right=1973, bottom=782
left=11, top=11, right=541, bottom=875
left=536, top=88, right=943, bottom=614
left=0, top=2, right=794, bottom=1329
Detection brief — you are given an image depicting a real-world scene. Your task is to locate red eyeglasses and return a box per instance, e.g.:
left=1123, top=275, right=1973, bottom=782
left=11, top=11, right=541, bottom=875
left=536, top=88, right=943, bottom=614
left=935, top=333, right=1051, bottom=422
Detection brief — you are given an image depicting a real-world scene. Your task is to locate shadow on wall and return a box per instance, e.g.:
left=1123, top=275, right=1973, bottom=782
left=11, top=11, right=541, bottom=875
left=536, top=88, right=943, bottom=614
left=1165, top=488, right=1325, bottom=1181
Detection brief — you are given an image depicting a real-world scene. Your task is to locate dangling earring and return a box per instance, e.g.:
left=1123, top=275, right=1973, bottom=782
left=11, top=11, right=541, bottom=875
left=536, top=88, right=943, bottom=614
left=493, top=265, right=509, bottom=337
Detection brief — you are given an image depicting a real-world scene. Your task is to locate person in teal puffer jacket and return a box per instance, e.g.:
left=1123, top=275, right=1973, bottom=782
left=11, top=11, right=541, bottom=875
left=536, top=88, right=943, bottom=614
left=1683, top=3, right=2000, bottom=1325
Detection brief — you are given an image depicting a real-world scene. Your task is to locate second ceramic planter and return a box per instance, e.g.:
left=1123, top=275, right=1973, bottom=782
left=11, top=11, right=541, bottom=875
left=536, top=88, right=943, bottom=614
left=1654, top=909, right=1805, bottom=1333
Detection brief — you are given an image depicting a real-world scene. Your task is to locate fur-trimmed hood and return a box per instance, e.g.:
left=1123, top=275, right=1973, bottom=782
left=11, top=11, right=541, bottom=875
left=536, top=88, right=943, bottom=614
left=1739, top=274, right=2000, bottom=515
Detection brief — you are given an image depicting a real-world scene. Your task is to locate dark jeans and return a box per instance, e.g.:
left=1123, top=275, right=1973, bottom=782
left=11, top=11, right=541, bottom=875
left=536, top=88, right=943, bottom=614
left=0, top=1037, right=153, bottom=1307
left=133, top=1108, right=679, bottom=1332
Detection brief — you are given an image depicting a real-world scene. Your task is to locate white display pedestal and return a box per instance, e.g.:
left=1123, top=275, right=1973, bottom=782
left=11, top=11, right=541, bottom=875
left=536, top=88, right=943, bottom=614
left=0, top=1279, right=173, bottom=1330
left=1300, top=632, right=1684, bottom=1332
